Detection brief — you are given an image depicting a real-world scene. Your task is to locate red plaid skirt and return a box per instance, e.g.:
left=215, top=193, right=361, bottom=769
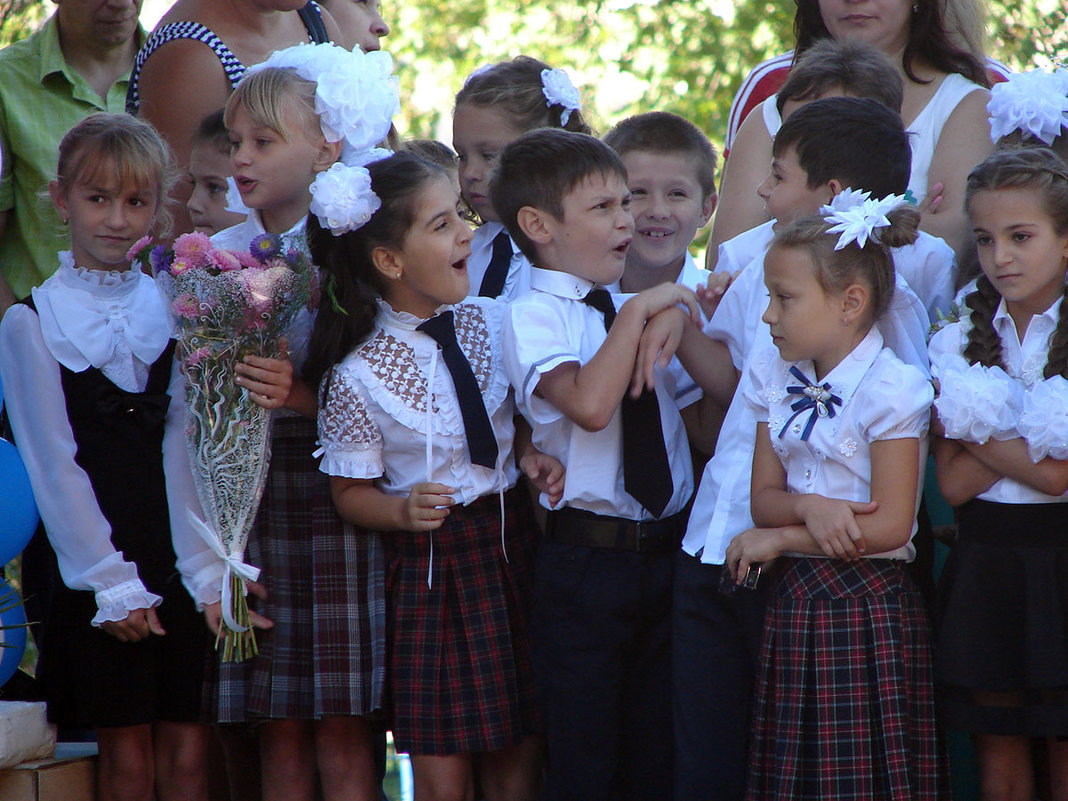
left=385, top=487, right=540, bottom=755
left=747, top=558, right=947, bottom=801
left=209, top=416, right=386, bottom=722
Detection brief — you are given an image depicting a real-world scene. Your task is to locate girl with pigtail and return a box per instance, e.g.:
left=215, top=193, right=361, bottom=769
left=306, top=151, right=564, bottom=801
left=724, top=201, right=947, bottom=799
left=452, top=56, right=591, bottom=300
left=930, top=147, right=1068, bottom=801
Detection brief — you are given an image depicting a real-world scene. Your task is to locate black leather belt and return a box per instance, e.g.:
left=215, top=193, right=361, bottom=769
left=546, top=506, right=685, bottom=554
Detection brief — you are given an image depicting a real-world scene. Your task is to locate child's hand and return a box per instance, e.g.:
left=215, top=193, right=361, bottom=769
left=203, top=581, right=274, bottom=636
left=798, top=495, right=877, bottom=559
left=102, top=606, right=166, bottom=643
left=917, top=182, right=943, bottom=216
left=402, top=483, right=456, bottom=532
left=632, top=307, right=687, bottom=397
left=629, top=282, right=702, bottom=326
left=725, top=527, right=783, bottom=583
left=237, top=338, right=293, bottom=410
left=695, top=270, right=735, bottom=320
left=519, top=451, right=565, bottom=508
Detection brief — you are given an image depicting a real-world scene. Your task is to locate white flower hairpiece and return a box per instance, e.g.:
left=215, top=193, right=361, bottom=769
left=987, top=68, right=1068, bottom=145
left=243, top=43, right=400, bottom=155
left=310, top=162, right=382, bottom=236
left=822, top=192, right=907, bottom=250
left=818, top=187, right=872, bottom=217
left=463, top=63, right=494, bottom=88
left=541, top=68, right=581, bottom=126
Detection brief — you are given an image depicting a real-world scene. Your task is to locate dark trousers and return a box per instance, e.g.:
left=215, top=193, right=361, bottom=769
left=672, top=551, right=770, bottom=801
left=532, top=540, right=674, bottom=801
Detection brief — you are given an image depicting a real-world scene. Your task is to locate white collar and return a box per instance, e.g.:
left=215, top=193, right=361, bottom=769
left=790, top=327, right=885, bottom=406
left=529, top=266, right=598, bottom=301
left=374, top=298, right=452, bottom=332
left=993, top=294, right=1062, bottom=338
left=30, top=252, right=170, bottom=371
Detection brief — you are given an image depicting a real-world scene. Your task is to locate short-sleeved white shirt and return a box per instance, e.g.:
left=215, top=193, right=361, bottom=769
left=317, top=298, right=520, bottom=504
left=465, top=222, right=533, bottom=302
left=501, top=267, right=693, bottom=519
left=681, top=245, right=931, bottom=564
left=929, top=296, right=1068, bottom=505
left=743, top=328, right=933, bottom=561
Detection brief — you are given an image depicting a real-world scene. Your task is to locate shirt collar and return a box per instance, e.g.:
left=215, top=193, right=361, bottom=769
left=793, top=326, right=884, bottom=405
left=992, top=294, right=1063, bottom=337
left=39, top=14, right=146, bottom=88
left=375, top=298, right=451, bottom=331
left=529, top=266, right=597, bottom=301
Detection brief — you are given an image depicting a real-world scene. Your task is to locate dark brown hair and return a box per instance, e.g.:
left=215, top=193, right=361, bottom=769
left=776, top=39, right=903, bottom=115
left=601, top=111, right=718, bottom=199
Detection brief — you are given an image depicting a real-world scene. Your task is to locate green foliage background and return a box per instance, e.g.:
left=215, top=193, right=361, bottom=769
left=0, top=0, right=1063, bottom=154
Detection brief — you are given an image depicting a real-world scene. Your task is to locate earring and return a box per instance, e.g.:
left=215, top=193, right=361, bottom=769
left=912, top=1, right=919, bottom=11
left=840, top=317, right=850, bottom=327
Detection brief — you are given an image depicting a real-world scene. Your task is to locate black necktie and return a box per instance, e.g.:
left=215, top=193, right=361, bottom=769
left=417, top=311, right=499, bottom=469
left=478, top=231, right=513, bottom=298
left=583, top=288, right=673, bottom=518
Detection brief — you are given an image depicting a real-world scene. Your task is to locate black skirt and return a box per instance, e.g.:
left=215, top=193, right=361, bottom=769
left=935, top=498, right=1068, bottom=735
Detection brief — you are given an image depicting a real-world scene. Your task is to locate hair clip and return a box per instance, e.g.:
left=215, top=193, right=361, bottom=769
left=987, top=68, right=1068, bottom=145
left=310, top=161, right=382, bottom=236
left=463, top=63, right=495, bottom=88
left=822, top=193, right=906, bottom=250
left=540, top=68, right=582, bottom=126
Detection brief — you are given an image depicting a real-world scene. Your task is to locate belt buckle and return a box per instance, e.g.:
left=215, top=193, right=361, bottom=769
left=634, top=520, right=656, bottom=553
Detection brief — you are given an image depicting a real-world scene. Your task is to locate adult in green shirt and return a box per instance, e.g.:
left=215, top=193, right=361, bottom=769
left=0, top=0, right=144, bottom=315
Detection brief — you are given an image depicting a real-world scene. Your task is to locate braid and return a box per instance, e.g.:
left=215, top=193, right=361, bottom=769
left=962, top=274, right=1006, bottom=369
left=1043, top=280, right=1068, bottom=379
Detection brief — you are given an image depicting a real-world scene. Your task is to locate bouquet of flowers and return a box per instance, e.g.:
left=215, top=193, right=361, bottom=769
left=132, top=231, right=313, bottom=661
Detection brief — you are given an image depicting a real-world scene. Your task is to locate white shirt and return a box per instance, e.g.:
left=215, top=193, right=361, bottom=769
left=501, top=267, right=694, bottom=519
left=743, top=328, right=933, bottom=561
left=681, top=246, right=931, bottom=564
left=465, top=222, right=533, bottom=302
left=0, top=261, right=224, bottom=624
left=715, top=220, right=955, bottom=324
left=317, top=298, right=520, bottom=503
left=929, top=296, right=1068, bottom=504
left=211, top=212, right=316, bottom=372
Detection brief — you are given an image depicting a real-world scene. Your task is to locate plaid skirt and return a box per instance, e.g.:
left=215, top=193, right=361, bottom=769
left=747, top=558, right=947, bottom=801
left=209, top=416, right=386, bottom=722
left=386, top=487, right=540, bottom=756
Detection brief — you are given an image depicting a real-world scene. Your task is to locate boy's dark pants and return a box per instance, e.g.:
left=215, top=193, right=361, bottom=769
left=532, top=539, right=674, bottom=801
left=672, top=551, right=770, bottom=801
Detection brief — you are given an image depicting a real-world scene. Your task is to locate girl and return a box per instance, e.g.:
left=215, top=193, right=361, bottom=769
left=452, top=56, right=591, bottom=300
left=724, top=203, right=945, bottom=799
left=304, top=152, right=564, bottom=801
left=207, top=44, right=398, bottom=801
left=0, top=113, right=221, bottom=801
left=930, top=148, right=1068, bottom=801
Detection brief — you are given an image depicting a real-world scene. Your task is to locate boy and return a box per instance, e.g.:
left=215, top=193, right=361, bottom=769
left=187, top=110, right=247, bottom=236
left=671, top=96, right=939, bottom=801
left=603, top=112, right=723, bottom=457
left=492, top=128, right=735, bottom=801
left=603, top=112, right=717, bottom=293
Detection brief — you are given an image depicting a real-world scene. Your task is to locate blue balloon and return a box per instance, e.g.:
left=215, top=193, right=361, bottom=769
left=0, top=581, right=27, bottom=688
left=0, top=441, right=37, bottom=566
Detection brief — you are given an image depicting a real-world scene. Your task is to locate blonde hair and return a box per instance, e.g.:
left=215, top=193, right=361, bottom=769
left=55, top=113, right=178, bottom=237
left=769, top=206, right=921, bottom=322
left=224, top=68, right=320, bottom=143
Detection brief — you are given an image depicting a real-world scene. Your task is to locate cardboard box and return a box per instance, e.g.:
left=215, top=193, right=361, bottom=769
left=0, top=742, right=97, bottom=801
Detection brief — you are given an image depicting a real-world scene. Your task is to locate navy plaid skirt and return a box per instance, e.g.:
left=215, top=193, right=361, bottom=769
left=385, top=487, right=540, bottom=755
left=747, top=558, right=947, bottom=801
left=209, top=416, right=386, bottom=722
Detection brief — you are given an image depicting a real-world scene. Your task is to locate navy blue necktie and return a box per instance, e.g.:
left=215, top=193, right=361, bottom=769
left=417, top=311, right=499, bottom=469
left=478, top=231, right=513, bottom=298
left=583, top=288, right=673, bottom=518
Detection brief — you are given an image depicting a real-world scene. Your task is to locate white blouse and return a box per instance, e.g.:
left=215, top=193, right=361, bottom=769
left=0, top=260, right=224, bottom=625
left=465, top=222, right=533, bottom=302
left=929, top=296, right=1068, bottom=504
left=743, top=328, right=934, bottom=561
left=317, top=298, right=520, bottom=502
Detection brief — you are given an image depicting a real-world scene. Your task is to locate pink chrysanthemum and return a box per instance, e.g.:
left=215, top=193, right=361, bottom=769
left=211, top=248, right=242, bottom=272
left=125, top=235, right=153, bottom=263
left=172, top=293, right=200, bottom=319
left=173, top=231, right=213, bottom=267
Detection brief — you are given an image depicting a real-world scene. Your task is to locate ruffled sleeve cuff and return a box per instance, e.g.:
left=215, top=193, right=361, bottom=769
left=1018, top=375, right=1068, bottom=463
left=317, top=444, right=384, bottom=480
left=934, top=360, right=1022, bottom=444
left=177, top=557, right=225, bottom=610
left=91, top=580, right=163, bottom=627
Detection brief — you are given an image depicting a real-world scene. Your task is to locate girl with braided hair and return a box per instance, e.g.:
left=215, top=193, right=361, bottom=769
left=930, top=147, right=1068, bottom=801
